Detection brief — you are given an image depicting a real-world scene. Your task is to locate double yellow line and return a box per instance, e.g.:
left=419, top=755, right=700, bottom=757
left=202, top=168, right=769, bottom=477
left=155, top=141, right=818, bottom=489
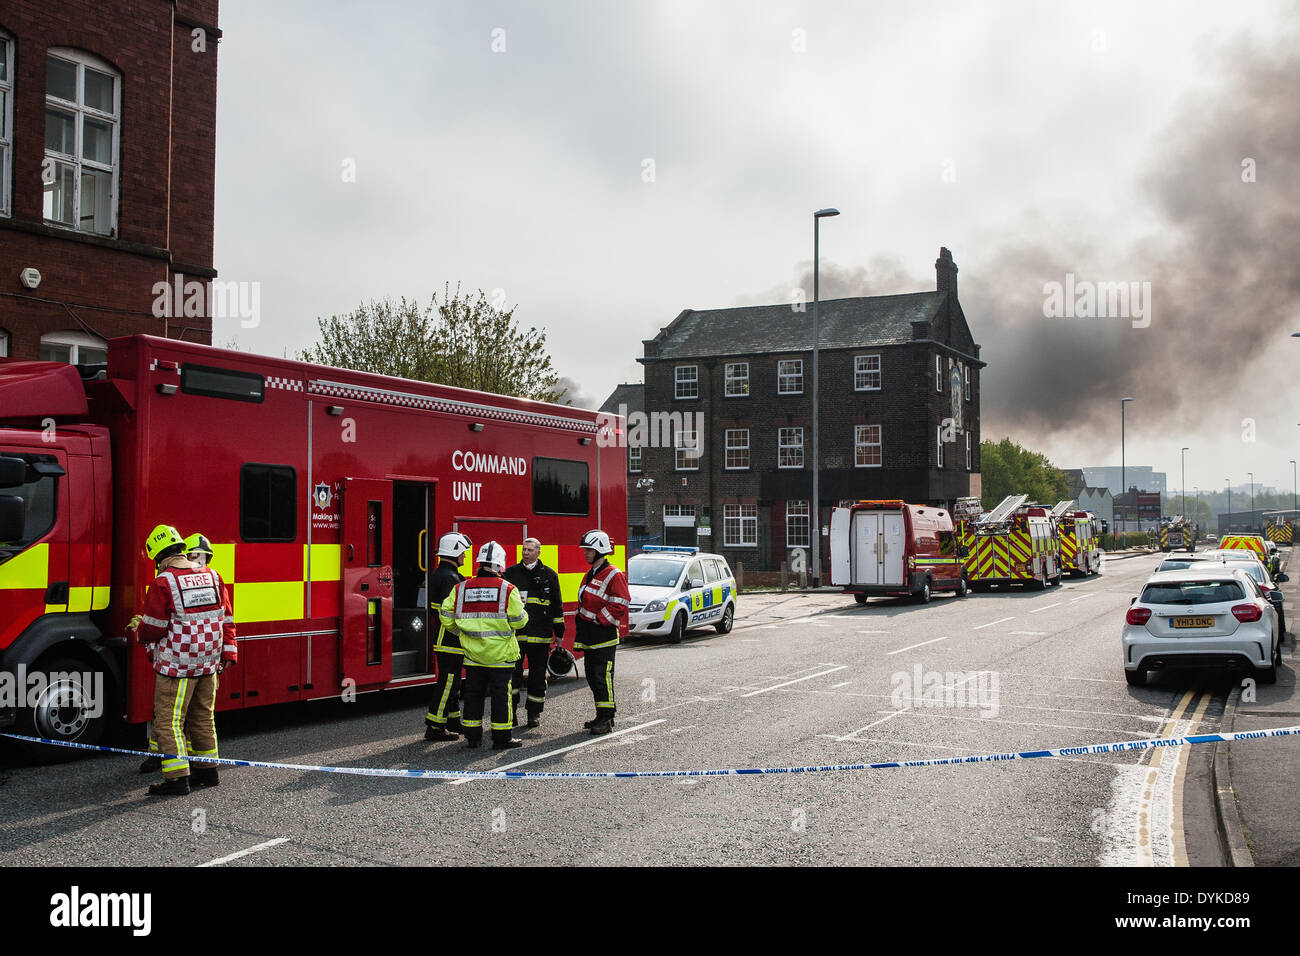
left=1139, top=688, right=1211, bottom=866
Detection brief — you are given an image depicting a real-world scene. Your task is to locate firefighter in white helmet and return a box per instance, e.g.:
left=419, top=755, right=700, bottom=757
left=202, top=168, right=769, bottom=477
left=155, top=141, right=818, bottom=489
left=439, top=541, right=529, bottom=749
left=424, top=532, right=473, bottom=741
left=575, top=529, right=630, bottom=735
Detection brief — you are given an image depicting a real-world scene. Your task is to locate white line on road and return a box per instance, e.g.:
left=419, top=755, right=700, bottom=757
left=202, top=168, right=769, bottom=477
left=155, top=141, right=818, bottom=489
left=199, top=838, right=290, bottom=867
left=450, top=720, right=667, bottom=784
left=885, top=635, right=951, bottom=655
left=740, top=666, right=847, bottom=697
left=972, top=616, right=1015, bottom=630
left=1069, top=593, right=1095, bottom=602
left=1028, top=603, right=1061, bottom=614
left=1009, top=631, right=1047, bottom=636
left=830, top=681, right=853, bottom=688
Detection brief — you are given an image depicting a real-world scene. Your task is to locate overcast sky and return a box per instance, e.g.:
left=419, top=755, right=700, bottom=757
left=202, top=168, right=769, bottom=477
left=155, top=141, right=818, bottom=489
left=213, top=0, right=1300, bottom=496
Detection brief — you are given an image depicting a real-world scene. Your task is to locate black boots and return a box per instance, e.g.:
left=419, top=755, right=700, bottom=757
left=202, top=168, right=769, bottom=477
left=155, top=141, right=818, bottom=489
left=588, top=719, right=613, bottom=736
left=493, top=738, right=523, bottom=750
left=425, top=726, right=459, bottom=741
left=525, top=716, right=541, bottom=729
left=139, top=754, right=162, bottom=774
left=583, top=716, right=614, bottom=730
left=191, top=767, right=220, bottom=789
left=147, top=777, right=190, bottom=797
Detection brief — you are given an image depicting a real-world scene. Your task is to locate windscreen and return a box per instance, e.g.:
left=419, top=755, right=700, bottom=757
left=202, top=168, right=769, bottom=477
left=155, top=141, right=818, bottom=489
left=1141, top=580, right=1245, bottom=605
left=628, top=556, right=686, bottom=588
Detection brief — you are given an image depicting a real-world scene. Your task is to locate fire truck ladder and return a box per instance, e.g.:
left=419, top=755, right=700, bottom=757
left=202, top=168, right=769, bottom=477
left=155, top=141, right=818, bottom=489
left=979, top=494, right=1028, bottom=528
left=1050, top=500, right=1076, bottom=520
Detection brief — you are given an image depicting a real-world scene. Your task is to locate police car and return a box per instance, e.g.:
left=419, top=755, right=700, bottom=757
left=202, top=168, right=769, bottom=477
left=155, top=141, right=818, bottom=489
left=626, top=547, right=737, bottom=643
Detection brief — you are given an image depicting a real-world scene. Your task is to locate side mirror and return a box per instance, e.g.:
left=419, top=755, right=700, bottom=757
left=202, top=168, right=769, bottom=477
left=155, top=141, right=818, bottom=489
left=0, top=495, right=25, bottom=543
left=958, top=545, right=970, bottom=558
left=690, top=577, right=704, bottom=589
left=0, top=457, right=25, bottom=489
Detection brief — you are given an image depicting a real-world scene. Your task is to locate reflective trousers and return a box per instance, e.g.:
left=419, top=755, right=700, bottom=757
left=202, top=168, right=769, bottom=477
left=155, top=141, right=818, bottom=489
left=582, top=645, right=616, bottom=718
left=152, top=673, right=218, bottom=780
left=460, top=664, right=515, bottom=745
left=425, top=651, right=463, bottom=730
left=513, top=642, right=550, bottom=718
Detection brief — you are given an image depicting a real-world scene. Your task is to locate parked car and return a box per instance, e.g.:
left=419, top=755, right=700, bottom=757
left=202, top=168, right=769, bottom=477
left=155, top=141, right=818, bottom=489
left=1159, top=552, right=1288, bottom=633
left=1122, top=567, right=1280, bottom=687
left=626, top=547, right=737, bottom=643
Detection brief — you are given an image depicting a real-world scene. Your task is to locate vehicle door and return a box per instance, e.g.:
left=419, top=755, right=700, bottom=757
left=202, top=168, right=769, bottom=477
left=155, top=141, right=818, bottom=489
left=851, top=510, right=882, bottom=586
left=684, top=558, right=713, bottom=626
left=340, top=478, right=393, bottom=687
left=882, top=511, right=906, bottom=586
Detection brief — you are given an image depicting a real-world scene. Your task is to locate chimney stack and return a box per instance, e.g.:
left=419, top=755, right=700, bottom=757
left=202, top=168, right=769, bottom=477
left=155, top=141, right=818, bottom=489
left=935, top=246, right=958, bottom=298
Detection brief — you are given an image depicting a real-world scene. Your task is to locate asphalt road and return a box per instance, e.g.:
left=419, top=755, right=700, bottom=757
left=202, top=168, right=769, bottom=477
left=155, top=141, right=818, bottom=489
left=2, top=549, right=1274, bottom=867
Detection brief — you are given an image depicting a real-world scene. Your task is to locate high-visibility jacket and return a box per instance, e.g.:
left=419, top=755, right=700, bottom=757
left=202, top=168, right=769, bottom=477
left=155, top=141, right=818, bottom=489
left=574, top=559, right=630, bottom=651
left=502, top=560, right=565, bottom=643
left=440, top=573, right=527, bottom=668
left=137, top=564, right=236, bottom=678
left=429, top=560, right=465, bottom=654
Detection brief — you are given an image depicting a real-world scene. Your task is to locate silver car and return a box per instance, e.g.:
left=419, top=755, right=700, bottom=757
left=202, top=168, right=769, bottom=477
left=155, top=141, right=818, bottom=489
left=1123, top=567, right=1280, bottom=687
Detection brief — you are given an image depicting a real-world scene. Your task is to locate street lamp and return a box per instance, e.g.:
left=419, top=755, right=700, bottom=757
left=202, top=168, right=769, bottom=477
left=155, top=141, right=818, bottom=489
left=1249, top=471, right=1255, bottom=527
left=1180, top=447, right=1188, bottom=517
left=1226, top=478, right=1231, bottom=533
left=1120, top=398, right=1134, bottom=532
left=810, top=207, right=839, bottom=588
left=1291, top=460, right=1297, bottom=518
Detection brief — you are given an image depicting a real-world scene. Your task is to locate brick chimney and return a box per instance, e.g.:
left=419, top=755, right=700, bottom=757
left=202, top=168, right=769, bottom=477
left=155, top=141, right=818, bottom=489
left=935, top=246, right=958, bottom=298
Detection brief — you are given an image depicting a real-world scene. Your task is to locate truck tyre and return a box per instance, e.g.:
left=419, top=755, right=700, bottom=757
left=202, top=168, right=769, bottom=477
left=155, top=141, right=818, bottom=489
left=913, top=579, right=931, bottom=604
left=956, top=577, right=968, bottom=598
left=1124, top=668, right=1146, bottom=687
left=853, top=593, right=868, bottom=605
left=667, top=611, right=686, bottom=645
left=714, top=603, right=734, bottom=634
left=16, top=654, right=111, bottom=764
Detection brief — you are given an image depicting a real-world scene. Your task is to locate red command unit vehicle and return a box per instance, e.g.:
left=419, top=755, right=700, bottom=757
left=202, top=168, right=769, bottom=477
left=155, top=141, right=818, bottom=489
left=0, top=336, right=627, bottom=751
left=829, top=499, right=967, bottom=605
left=1052, top=501, right=1101, bottom=577
left=957, top=494, right=1061, bottom=591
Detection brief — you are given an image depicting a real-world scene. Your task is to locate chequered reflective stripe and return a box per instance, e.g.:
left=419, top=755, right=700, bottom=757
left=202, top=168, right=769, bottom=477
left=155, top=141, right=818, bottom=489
left=307, top=379, right=598, bottom=433
left=265, top=376, right=303, bottom=391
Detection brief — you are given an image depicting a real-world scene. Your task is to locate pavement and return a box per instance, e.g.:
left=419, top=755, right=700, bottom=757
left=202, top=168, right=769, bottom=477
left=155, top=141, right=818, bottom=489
left=1214, top=544, right=1300, bottom=866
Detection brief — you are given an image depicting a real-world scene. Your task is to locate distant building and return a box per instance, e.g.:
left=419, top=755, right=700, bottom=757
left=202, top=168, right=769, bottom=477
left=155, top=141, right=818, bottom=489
left=599, top=383, right=650, bottom=551
left=1077, top=487, right=1112, bottom=526
left=1082, top=466, right=1167, bottom=496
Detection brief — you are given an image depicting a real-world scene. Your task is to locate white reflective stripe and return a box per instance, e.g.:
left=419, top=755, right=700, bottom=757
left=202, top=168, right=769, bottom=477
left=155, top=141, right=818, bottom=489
left=498, top=587, right=508, bottom=614
left=164, top=571, right=185, bottom=614
left=455, top=585, right=466, bottom=614
left=141, top=615, right=168, bottom=628
left=603, top=594, right=629, bottom=606
left=174, top=608, right=226, bottom=624
left=455, top=610, right=518, bottom=620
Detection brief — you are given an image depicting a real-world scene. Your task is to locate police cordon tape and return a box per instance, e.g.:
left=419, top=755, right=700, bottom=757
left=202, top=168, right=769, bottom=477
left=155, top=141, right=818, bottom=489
left=5, top=725, right=1299, bottom=780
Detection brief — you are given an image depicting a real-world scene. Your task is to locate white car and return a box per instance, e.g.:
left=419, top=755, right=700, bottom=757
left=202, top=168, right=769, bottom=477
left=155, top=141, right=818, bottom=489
left=626, top=548, right=737, bottom=643
left=1123, top=566, right=1280, bottom=687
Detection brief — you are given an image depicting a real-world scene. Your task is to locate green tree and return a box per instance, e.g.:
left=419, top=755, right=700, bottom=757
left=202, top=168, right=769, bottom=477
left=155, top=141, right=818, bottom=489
left=299, top=284, right=563, bottom=402
left=979, top=438, right=1071, bottom=510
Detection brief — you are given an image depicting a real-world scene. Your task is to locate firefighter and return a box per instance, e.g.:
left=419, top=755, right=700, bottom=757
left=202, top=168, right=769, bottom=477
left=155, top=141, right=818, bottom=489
left=132, top=524, right=236, bottom=796
left=424, top=532, right=473, bottom=741
left=503, top=537, right=565, bottom=728
left=575, top=529, right=630, bottom=735
left=139, top=531, right=216, bottom=774
left=440, top=541, right=528, bottom=750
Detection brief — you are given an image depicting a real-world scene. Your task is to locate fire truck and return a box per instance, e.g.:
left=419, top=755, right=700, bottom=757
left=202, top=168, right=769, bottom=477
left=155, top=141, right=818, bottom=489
left=1265, top=517, right=1294, bottom=545
left=0, top=336, right=626, bottom=754
left=957, top=494, right=1061, bottom=591
left=1157, top=516, right=1195, bottom=552
left=1051, top=500, right=1101, bottom=577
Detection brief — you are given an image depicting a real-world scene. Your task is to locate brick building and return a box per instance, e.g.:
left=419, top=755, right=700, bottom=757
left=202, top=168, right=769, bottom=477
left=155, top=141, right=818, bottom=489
left=625, top=247, right=983, bottom=573
left=0, top=0, right=220, bottom=362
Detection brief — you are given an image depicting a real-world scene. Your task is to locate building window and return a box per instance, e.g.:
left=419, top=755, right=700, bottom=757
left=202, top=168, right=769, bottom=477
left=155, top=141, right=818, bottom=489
left=786, top=500, right=810, bottom=548
left=778, top=359, right=803, bottom=395
left=0, top=328, right=9, bottom=357
left=675, top=429, right=700, bottom=471
left=724, top=362, right=749, bottom=397
left=725, top=429, right=749, bottom=470
left=39, top=331, right=107, bottom=365
left=0, top=33, right=12, bottom=218
left=663, top=504, right=696, bottom=547
left=44, top=50, right=121, bottom=236
left=629, top=445, right=642, bottom=474
left=965, top=431, right=972, bottom=470
left=664, top=505, right=696, bottom=519
left=778, top=427, right=804, bottom=469
left=674, top=365, right=698, bottom=400
left=964, top=364, right=972, bottom=401
left=723, top=504, right=757, bottom=547
left=935, top=354, right=942, bottom=392
left=937, top=425, right=945, bottom=469
left=854, top=354, right=881, bottom=391
left=855, top=425, right=882, bottom=468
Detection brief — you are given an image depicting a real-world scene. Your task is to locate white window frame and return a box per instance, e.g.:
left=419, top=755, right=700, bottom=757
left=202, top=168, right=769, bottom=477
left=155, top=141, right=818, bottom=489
left=724, top=362, right=749, bottom=397
left=786, top=500, right=810, bottom=549
left=628, top=445, right=642, bottom=474
left=964, top=364, right=972, bottom=401
left=723, top=504, right=758, bottom=548
left=675, top=428, right=700, bottom=471
left=854, top=424, right=882, bottom=468
left=854, top=354, right=881, bottom=391
left=724, top=429, right=750, bottom=470
left=965, top=431, right=972, bottom=471
left=0, top=328, right=9, bottom=358
left=777, top=359, right=803, bottom=395
left=44, top=49, right=121, bottom=236
left=663, top=504, right=696, bottom=519
left=937, top=424, right=945, bottom=469
left=935, top=354, right=942, bottom=392
left=674, top=365, right=698, bottom=400
left=0, top=32, right=12, bottom=218
left=778, top=427, right=804, bottom=469
left=39, top=330, right=108, bottom=365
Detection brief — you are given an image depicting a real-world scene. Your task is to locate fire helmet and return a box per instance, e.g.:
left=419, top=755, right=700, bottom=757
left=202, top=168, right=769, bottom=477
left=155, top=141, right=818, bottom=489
left=144, top=524, right=186, bottom=563
left=547, top=646, right=578, bottom=680
left=184, top=533, right=214, bottom=561
left=475, top=541, right=508, bottom=572
left=436, top=532, right=473, bottom=560
left=579, top=529, right=613, bottom=555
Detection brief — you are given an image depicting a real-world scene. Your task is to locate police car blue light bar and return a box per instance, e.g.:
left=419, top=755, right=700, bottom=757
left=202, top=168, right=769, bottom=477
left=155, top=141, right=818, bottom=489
left=640, top=546, right=699, bottom=553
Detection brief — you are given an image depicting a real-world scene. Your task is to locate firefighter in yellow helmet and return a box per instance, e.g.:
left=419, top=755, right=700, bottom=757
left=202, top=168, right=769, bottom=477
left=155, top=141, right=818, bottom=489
left=131, top=524, right=236, bottom=796
left=440, top=541, right=528, bottom=749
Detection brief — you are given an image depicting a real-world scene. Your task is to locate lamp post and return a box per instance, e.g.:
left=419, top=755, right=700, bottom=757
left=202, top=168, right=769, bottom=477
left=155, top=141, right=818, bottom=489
left=1180, top=447, right=1188, bottom=517
left=1291, top=460, right=1297, bottom=518
left=1249, top=471, right=1255, bottom=529
left=1120, top=397, right=1134, bottom=532
left=810, top=207, right=839, bottom=588
left=1226, top=478, right=1231, bottom=533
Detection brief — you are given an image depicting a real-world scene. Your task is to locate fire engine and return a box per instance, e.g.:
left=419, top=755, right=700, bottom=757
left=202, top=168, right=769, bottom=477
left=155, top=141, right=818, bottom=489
left=1051, top=501, right=1101, bottom=577
left=0, top=336, right=626, bottom=755
left=1156, top=516, right=1195, bottom=552
left=1265, top=518, right=1294, bottom=545
left=957, top=494, right=1061, bottom=591
left=828, top=500, right=967, bottom=604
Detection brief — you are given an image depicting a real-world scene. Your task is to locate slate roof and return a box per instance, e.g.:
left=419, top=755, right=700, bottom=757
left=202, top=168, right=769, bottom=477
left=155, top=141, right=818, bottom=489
left=599, top=382, right=644, bottom=415
left=642, top=292, right=946, bottom=361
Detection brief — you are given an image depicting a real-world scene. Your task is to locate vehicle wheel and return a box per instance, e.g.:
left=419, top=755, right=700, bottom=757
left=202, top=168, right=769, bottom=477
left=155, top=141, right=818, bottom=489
left=854, top=593, right=868, bottom=606
left=1036, top=568, right=1048, bottom=591
left=1124, top=668, right=1146, bottom=687
left=667, top=612, right=686, bottom=644
left=1256, top=660, right=1278, bottom=685
left=913, top=580, right=931, bottom=604
left=714, top=603, right=734, bottom=634
left=1050, top=570, right=1062, bottom=586
left=956, top=577, right=968, bottom=598
left=1280, top=612, right=1288, bottom=638
left=16, top=655, right=111, bottom=763
left=1275, top=636, right=1283, bottom=667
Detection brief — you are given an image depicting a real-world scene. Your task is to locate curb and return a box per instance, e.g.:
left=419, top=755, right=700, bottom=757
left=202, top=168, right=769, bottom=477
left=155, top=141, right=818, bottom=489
left=1211, top=685, right=1255, bottom=867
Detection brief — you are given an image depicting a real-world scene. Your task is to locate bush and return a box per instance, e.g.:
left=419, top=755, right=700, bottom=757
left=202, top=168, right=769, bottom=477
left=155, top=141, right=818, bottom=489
left=1100, top=531, right=1151, bottom=551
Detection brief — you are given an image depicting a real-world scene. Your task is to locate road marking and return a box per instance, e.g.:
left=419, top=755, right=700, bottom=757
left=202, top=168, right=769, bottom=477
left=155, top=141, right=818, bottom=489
left=1009, top=630, right=1047, bottom=636
left=1069, top=593, right=1095, bottom=602
left=857, top=629, right=889, bottom=634
left=1029, top=603, right=1061, bottom=614
left=199, top=838, right=290, bottom=867
left=449, top=719, right=667, bottom=784
left=972, top=616, right=1015, bottom=630
left=830, top=681, right=853, bottom=688
left=1133, top=689, right=1196, bottom=866
left=885, top=635, right=950, bottom=655
left=1171, top=692, right=1211, bottom=868
left=833, top=671, right=987, bottom=740
left=740, top=666, right=847, bottom=698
